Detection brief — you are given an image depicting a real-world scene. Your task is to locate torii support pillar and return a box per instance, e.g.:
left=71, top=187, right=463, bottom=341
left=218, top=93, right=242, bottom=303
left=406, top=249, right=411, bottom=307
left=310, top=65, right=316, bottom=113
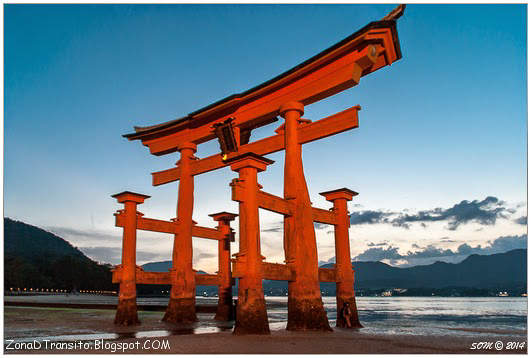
left=112, top=191, right=150, bottom=326
left=320, top=188, right=362, bottom=328
left=164, top=142, right=198, bottom=324
left=228, top=153, right=272, bottom=335
left=280, top=102, right=332, bottom=331
left=210, top=212, right=238, bottom=321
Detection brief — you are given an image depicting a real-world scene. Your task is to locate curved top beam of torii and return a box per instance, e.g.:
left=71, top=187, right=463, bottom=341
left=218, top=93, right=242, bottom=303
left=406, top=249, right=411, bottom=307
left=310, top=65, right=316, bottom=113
left=123, top=5, right=405, bottom=157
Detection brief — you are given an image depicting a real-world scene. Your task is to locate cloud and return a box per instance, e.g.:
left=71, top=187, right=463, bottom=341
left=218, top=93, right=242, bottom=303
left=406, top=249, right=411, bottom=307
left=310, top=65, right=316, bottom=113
left=261, top=226, right=282, bottom=233
left=259, top=235, right=284, bottom=250
left=47, top=226, right=121, bottom=242
left=48, top=226, right=176, bottom=265
left=350, top=210, right=392, bottom=225
left=450, top=236, right=527, bottom=258
left=367, top=241, right=388, bottom=247
left=485, top=234, right=527, bottom=253
left=262, top=222, right=332, bottom=234
left=381, top=258, right=409, bottom=266
left=349, top=196, right=514, bottom=230
left=355, top=246, right=403, bottom=262
left=79, top=246, right=163, bottom=265
left=515, top=216, right=527, bottom=225
left=405, top=245, right=455, bottom=259
left=80, top=244, right=220, bottom=268
left=195, top=252, right=216, bottom=260
left=314, top=223, right=331, bottom=230
left=353, top=234, right=527, bottom=267
left=78, top=246, right=121, bottom=264
left=392, top=196, right=508, bottom=230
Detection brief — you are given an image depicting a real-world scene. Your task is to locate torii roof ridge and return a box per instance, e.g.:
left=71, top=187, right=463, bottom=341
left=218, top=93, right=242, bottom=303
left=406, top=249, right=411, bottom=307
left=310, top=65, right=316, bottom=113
left=124, top=6, right=404, bottom=140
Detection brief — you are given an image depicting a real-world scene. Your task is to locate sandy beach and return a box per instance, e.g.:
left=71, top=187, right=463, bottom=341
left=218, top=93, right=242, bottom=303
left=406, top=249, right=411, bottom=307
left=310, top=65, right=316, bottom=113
left=6, top=328, right=528, bottom=354
left=4, top=304, right=527, bottom=354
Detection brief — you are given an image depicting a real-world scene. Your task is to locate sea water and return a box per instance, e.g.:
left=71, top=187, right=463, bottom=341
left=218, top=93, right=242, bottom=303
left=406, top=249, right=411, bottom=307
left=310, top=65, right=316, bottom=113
left=266, top=296, right=527, bottom=337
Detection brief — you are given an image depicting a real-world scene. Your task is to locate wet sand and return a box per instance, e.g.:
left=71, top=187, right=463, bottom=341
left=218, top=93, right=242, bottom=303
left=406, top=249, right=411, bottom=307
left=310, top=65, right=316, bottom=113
left=4, top=306, right=231, bottom=339
left=6, top=329, right=528, bottom=354
left=4, top=306, right=527, bottom=354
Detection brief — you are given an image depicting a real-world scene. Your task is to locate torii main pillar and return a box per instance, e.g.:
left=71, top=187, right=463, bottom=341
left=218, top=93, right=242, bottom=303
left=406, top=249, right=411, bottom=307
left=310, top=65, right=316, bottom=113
left=229, top=153, right=272, bottom=335
left=112, top=191, right=150, bottom=326
left=210, top=211, right=238, bottom=321
left=280, top=102, right=332, bottom=331
left=163, top=142, right=197, bottom=323
left=320, top=188, right=362, bottom=328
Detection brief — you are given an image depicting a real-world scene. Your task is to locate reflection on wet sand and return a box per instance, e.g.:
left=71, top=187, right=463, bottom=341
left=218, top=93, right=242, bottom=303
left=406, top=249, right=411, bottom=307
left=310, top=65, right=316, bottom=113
left=4, top=295, right=527, bottom=344
left=8, top=326, right=227, bottom=345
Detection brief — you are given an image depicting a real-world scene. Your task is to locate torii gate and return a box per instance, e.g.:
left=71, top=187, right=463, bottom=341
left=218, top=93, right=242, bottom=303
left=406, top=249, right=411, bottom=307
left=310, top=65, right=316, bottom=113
left=111, top=5, right=404, bottom=333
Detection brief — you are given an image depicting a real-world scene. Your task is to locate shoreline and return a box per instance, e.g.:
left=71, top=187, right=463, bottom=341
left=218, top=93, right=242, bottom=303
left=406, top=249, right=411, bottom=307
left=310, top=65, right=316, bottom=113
left=3, top=301, right=217, bottom=313
left=5, top=292, right=527, bottom=298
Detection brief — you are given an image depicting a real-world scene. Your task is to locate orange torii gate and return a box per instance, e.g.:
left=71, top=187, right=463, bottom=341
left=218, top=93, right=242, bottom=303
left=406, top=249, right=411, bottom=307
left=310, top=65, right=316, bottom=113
left=111, top=5, right=404, bottom=333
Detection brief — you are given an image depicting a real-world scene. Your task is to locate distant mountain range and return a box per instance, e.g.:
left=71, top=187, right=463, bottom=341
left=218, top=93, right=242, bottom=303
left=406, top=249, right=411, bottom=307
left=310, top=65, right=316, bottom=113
left=322, top=248, right=526, bottom=290
left=142, top=260, right=207, bottom=275
left=144, top=249, right=527, bottom=294
left=142, top=261, right=174, bottom=272
left=4, top=217, right=527, bottom=295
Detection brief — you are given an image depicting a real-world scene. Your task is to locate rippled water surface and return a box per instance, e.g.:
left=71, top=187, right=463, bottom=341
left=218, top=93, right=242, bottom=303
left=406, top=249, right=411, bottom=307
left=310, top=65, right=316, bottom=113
left=267, top=296, right=527, bottom=337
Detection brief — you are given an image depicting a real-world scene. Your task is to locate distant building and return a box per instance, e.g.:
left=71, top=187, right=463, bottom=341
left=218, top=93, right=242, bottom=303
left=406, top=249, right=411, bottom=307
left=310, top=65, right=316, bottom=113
left=393, top=288, right=407, bottom=294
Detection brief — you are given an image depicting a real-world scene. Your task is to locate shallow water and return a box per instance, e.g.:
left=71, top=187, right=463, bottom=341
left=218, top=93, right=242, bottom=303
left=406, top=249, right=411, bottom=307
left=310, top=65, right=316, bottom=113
left=4, top=295, right=527, bottom=342
left=327, top=296, right=526, bottom=337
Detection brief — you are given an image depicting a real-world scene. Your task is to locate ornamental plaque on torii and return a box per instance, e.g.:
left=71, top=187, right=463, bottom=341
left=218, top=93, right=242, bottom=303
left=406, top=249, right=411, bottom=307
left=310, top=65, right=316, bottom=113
left=111, top=5, right=404, bottom=333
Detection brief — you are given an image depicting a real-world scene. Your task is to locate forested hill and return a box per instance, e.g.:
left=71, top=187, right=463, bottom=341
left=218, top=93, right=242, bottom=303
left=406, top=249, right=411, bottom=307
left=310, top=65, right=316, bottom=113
left=4, top=218, right=115, bottom=291
left=5, top=218, right=87, bottom=261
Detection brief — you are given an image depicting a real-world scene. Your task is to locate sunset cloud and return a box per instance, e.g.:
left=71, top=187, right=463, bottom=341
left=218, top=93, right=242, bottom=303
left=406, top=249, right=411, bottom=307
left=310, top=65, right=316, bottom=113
left=352, top=234, right=527, bottom=267
left=349, top=196, right=516, bottom=230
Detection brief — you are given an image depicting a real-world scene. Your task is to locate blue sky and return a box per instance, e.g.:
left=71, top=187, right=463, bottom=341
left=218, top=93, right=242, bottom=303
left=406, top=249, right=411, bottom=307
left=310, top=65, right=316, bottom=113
left=4, top=4, right=527, bottom=272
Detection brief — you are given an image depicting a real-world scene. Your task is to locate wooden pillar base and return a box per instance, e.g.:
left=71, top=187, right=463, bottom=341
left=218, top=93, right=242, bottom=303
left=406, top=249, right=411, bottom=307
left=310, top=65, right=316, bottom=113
left=163, top=297, right=197, bottom=323
left=336, top=296, right=363, bottom=329
left=215, top=288, right=234, bottom=321
left=287, top=295, right=332, bottom=331
left=114, top=297, right=139, bottom=326
left=233, top=291, right=270, bottom=335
